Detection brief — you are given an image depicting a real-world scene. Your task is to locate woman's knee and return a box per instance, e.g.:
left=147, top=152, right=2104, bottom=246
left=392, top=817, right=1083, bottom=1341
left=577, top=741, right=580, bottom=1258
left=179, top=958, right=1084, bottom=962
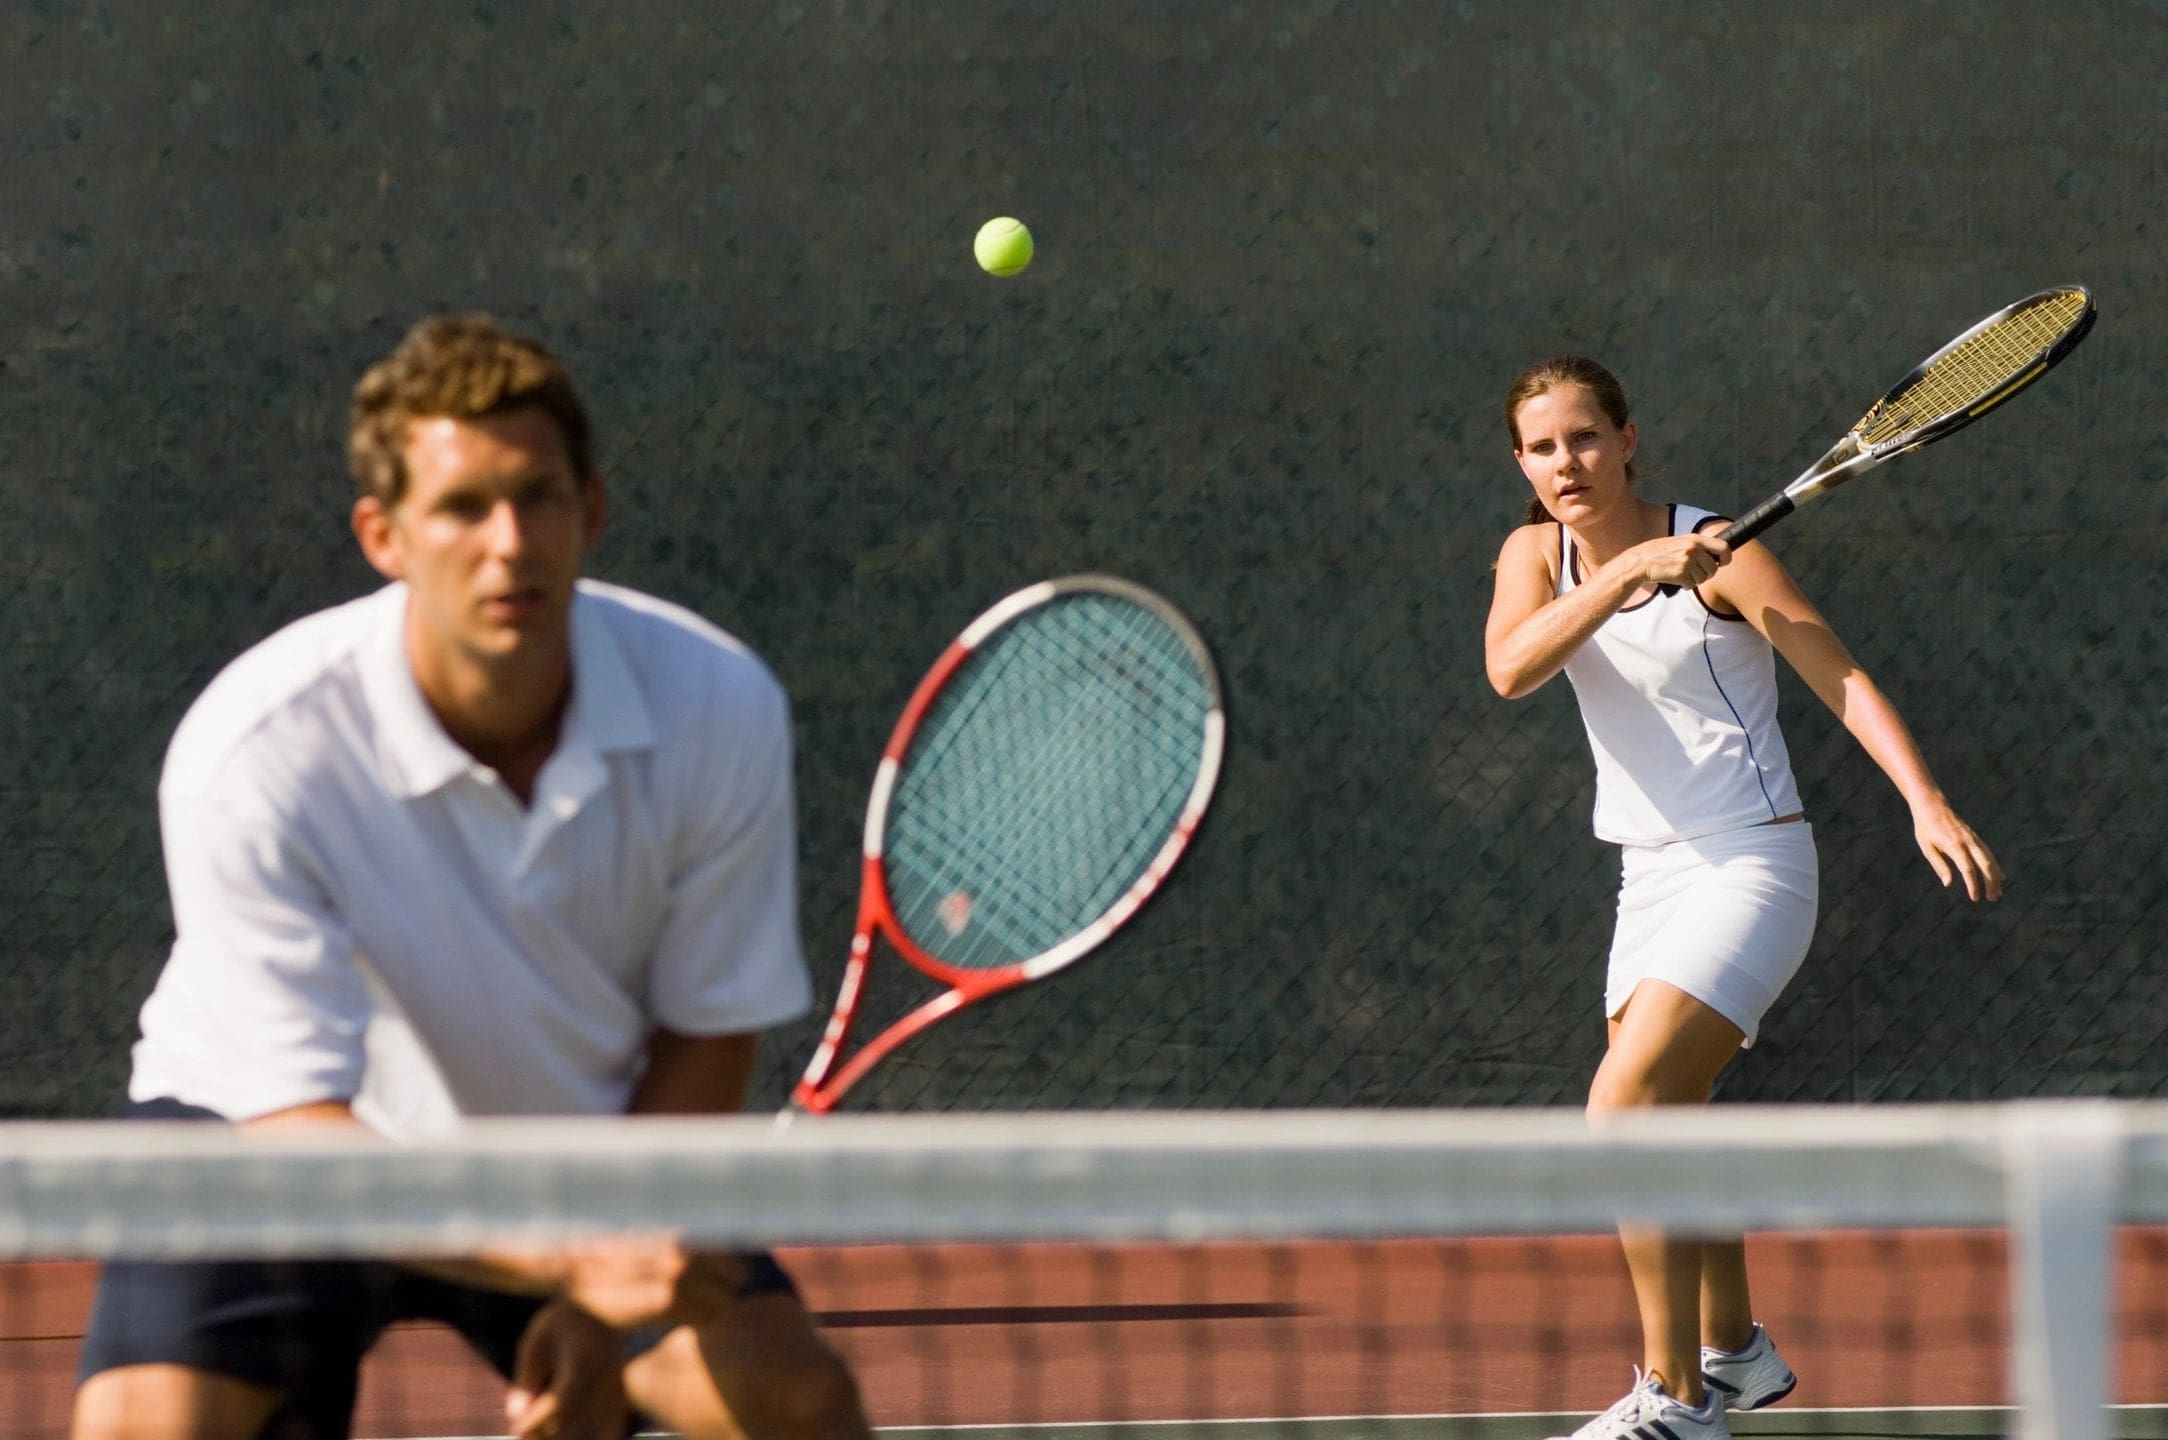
left=1586, top=1060, right=1679, bottom=1116
left=1587, top=1041, right=1725, bottom=1113
left=1591, top=984, right=1742, bottom=1114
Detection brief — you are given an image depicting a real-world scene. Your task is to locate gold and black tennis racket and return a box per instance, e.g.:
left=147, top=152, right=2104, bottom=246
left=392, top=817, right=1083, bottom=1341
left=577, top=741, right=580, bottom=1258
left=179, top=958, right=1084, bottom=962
left=1664, top=284, right=2096, bottom=591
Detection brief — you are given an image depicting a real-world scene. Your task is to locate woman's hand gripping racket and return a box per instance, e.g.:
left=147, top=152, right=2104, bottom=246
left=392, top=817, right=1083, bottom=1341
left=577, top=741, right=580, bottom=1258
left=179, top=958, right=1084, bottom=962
left=791, top=575, right=1225, bottom=1113
left=1663, top=283, right=2096, bottom=593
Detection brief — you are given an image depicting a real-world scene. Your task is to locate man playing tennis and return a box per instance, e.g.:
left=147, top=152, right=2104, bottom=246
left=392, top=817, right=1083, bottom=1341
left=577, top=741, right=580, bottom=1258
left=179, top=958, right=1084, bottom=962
left=72, top=313, right=871, bottom=1440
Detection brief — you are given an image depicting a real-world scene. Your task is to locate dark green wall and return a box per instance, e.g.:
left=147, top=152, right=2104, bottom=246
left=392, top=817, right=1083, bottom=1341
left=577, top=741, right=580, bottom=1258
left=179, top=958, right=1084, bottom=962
left=4, top=2, right=2161, bottom=1114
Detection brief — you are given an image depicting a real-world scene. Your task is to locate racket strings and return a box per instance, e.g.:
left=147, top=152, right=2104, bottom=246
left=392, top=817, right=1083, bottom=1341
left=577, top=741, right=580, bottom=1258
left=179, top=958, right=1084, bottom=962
left=886, top=595, right=1212, bottom=970
left=892, top=703, right=1191, bottom=963
left=904, top=613, right=1201, bottom=826
left=1854, top=289, right=2089, bottom=445
left=891, top=614, right=1202, bottom=960
left=898, top=705, right=1163, bottom=957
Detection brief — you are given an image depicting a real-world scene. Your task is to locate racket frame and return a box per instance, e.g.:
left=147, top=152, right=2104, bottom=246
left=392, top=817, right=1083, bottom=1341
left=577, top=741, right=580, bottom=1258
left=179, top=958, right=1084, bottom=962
left=1722, top=283, right=2095, bottom=547
left=792, top=575, right=1224, bottom=1113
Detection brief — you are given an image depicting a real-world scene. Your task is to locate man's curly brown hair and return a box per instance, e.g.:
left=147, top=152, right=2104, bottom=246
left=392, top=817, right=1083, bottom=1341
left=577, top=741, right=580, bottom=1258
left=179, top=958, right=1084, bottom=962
left=347, top=312, right=594, bottom=506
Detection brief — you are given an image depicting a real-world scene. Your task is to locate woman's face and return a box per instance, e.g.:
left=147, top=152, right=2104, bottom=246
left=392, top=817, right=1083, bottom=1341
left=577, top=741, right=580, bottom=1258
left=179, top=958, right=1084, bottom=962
left=1511, top=384, right=1637, bottom=524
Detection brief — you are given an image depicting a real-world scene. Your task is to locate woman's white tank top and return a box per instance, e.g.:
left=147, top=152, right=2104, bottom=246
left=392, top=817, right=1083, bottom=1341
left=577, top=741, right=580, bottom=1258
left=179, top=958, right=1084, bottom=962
left=1557, top=504, right=1803, bottom=845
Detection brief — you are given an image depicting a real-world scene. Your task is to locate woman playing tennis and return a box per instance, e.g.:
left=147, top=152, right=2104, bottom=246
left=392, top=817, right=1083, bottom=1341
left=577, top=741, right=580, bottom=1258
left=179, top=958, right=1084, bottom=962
left=1484, top=357, right=2004, bottom=1440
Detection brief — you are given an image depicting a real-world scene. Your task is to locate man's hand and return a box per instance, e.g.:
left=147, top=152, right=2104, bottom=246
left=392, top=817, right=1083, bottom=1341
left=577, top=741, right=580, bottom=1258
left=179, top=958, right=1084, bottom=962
left=507, top=1298, right=630, bottom=1440
left=559, top=1236, right=748, bottom=1330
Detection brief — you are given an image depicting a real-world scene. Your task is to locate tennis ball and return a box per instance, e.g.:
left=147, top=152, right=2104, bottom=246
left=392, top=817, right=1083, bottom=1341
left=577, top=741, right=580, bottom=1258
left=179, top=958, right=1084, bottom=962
left=973, top=216, right=1033, bottom=277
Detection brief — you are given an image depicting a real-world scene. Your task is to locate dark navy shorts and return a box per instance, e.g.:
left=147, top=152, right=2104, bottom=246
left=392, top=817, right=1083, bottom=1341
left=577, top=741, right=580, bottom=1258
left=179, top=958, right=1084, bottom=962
left=77, top=1098, right=796, bottom=1439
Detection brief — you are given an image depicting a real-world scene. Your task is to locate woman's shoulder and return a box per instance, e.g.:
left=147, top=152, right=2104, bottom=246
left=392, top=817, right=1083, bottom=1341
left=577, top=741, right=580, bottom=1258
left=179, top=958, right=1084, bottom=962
left=1495, top=518, right=1561, bottom=578
left=1497, top=518, right=1560, bottom=555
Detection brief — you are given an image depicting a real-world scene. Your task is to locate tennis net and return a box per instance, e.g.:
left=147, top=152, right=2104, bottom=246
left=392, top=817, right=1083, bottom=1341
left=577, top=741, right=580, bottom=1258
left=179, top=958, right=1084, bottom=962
left=3, top=1102, right=2165, bottom=1439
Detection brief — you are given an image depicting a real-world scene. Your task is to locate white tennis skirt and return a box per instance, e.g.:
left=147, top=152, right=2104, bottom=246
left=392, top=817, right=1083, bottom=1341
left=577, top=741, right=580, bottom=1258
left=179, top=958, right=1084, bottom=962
left=1605, top=822, right=1819, bottom=1047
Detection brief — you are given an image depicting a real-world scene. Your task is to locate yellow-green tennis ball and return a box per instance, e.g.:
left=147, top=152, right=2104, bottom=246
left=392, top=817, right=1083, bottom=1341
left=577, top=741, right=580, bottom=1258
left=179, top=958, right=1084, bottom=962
left=973, top=217, right=1033, bottom=277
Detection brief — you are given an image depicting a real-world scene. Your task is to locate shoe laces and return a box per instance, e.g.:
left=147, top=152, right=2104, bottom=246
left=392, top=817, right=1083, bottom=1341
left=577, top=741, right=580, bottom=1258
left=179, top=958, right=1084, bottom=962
left=1584, top=1370, right=1674, bottom=1432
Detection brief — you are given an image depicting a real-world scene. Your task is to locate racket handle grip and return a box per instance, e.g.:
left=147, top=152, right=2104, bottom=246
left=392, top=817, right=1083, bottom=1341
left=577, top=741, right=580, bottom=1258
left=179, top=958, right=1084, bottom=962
left=1718, top=493, right=1797, bottom=547
left=1657, top=494, right=1797, bottom=596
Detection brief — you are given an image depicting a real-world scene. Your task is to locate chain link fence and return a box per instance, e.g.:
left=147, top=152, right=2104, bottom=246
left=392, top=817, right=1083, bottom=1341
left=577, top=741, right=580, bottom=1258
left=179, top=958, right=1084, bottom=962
left=2, top=2, right=2161, bottom=1117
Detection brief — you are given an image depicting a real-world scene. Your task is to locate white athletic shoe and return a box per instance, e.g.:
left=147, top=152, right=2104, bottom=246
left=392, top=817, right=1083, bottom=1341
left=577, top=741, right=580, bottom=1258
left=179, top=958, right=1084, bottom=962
left=1700, top=1323, right=1797, bottom=1411
left=1547, top=1369, right=1731, bottom=1440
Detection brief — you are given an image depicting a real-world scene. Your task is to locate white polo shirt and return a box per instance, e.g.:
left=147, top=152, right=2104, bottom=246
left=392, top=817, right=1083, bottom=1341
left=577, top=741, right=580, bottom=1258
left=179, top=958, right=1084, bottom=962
left=129, top=579, right=812, bottom=1136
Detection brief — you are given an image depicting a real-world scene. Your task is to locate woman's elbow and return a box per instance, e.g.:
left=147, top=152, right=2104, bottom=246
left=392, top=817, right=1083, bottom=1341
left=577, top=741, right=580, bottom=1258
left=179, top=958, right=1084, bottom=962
left=1485, top=659, right=1530, bottom=700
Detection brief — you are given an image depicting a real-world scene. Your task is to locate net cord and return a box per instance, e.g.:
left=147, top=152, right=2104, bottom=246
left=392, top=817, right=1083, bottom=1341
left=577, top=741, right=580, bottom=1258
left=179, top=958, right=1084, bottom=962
left=0, top=1102, right=2161, bottom=1247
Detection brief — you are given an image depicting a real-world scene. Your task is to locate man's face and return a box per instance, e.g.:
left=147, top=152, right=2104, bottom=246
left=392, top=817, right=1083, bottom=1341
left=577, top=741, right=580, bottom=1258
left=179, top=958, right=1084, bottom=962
left=353, top=407, right=604, bottom=673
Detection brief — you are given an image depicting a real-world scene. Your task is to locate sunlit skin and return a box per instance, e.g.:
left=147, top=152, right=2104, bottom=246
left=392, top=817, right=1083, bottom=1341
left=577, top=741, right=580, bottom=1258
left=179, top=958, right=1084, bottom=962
left=1508, top=385, right=1724, bottom=594
left=1511, top=385, right=1638, bottom=527
left=1484, top=380, right=2006, bottom=1409
left=350, top=407, right=605, bottom=800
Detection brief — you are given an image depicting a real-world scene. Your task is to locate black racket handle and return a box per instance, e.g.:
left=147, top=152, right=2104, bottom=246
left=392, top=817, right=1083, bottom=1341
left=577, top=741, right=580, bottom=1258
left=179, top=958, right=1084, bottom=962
left=1656, top=493, right=1797, bottom=596
left=1720, top=492, right=1798, bottom=547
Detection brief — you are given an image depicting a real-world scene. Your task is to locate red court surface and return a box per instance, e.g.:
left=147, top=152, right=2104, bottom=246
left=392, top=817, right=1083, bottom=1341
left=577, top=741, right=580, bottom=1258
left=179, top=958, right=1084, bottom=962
left=4, top=1230, right=2164, bottom=1437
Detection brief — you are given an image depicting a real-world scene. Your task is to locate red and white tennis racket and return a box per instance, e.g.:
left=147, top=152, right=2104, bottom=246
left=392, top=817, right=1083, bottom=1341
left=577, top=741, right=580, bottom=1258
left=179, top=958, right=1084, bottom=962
left=792, top=575, right=1225, bottom=1113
